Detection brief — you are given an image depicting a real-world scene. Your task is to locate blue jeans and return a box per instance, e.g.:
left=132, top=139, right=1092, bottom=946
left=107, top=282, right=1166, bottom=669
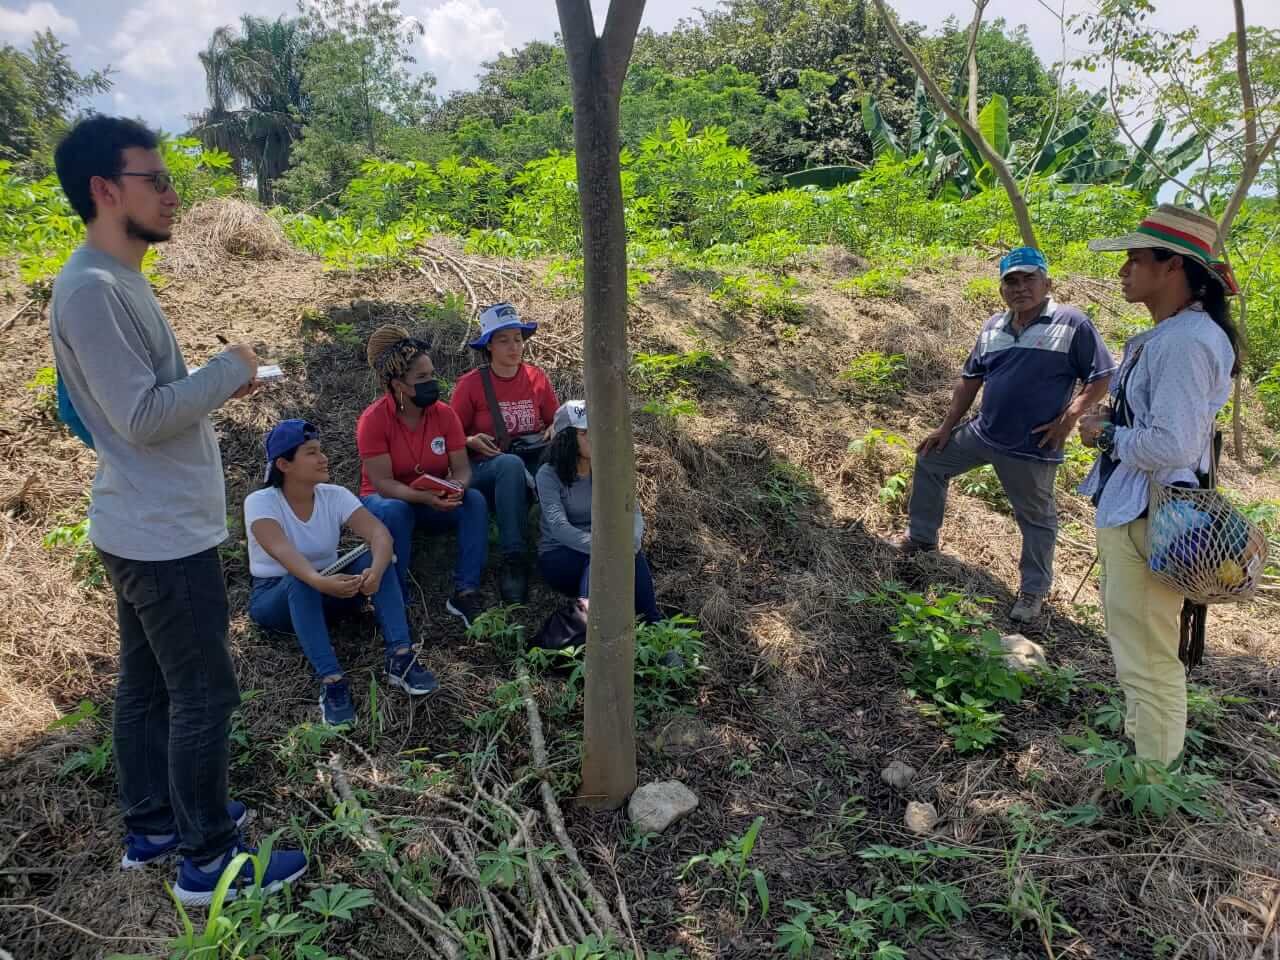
left=97, top=546, right=240, bottom=862
left=248, top=551, right=411, bottom=679
left=537, top=546, right=662, bottom=623
left=469, top=453, right=530, bottom=555
left=361, top=490, right=488, bottom=594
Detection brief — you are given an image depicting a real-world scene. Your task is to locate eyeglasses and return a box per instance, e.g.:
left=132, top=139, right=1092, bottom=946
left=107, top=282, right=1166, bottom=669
left=116, top=171, right=175, bottom=194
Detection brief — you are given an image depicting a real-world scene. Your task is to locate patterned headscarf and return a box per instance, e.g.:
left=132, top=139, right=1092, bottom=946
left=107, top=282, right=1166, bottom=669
left=367, top=324, right=430, bottom=391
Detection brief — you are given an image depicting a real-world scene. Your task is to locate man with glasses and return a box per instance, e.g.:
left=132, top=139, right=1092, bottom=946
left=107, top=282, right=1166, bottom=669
left=49, top=115, right=306, bottom=904
left=894, top=247, right=1115, bottom=624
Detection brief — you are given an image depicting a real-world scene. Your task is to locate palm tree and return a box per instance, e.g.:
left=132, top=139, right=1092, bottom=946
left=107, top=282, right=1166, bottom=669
left=190, top=15, right=308, bottom=205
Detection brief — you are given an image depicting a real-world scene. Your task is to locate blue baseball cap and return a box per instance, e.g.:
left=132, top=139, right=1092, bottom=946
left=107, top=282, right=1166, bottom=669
left=999, top=246, right=1049, bottom=278
left=469, top=302, right=537, bottom=349
left=263, top=419, right=319, bottom=481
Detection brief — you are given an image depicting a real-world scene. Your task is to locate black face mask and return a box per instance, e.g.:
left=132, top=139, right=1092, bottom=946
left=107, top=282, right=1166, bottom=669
left=409, top=380, right=440, bottom=409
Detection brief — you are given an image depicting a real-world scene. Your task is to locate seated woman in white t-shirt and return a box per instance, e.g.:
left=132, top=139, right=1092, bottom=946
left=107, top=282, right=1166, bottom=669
left=245, top=419, right=438, bottom=726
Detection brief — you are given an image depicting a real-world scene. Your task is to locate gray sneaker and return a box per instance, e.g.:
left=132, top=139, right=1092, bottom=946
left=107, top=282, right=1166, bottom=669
left=1009, top=593, right=1044, bottom=623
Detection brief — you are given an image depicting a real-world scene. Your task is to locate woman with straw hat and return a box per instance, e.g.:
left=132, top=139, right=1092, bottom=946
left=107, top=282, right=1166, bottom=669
left=358, top=326, right=490, bottom=629
left=1078, top=204, right=1240, bottom=767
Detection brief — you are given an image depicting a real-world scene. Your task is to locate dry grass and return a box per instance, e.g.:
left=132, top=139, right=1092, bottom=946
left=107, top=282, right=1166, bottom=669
left=159, top=197, right=294, bottom=276
left=1, top=242, right=1279, bottom=959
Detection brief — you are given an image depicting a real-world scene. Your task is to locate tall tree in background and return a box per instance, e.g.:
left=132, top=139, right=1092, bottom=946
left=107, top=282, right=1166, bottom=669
left=191, top=15, right=308, bottom=205
left=1076, top=0, right=1280, bottom=456
left=0, top=30, right=111, bottom=171
left=871, top=0, right=1037, bottom=246
left=556, top=0, right=646, bottom=811
left=279, top=0, right=435, bottom=207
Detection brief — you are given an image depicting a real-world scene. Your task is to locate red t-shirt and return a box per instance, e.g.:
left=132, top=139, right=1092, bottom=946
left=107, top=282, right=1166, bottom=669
left=356, top=394, right=466, bottom=496
left=451, top=364, right=559, bottom=442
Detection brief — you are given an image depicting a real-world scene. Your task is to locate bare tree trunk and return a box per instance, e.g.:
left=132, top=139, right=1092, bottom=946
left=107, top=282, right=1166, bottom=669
left=964, top=0, right=989, bottom=128
left=556, top=0, right=646, bottom=811
left=872, top=0, right=1036, bottom=248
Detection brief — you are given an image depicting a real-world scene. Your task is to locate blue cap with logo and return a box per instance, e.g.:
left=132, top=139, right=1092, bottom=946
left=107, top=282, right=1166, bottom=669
left=999, top=246, right=1049, bottom=278
left=469, top=302, right=538, bottom=349
left=263, top=419, right=319, bottom=481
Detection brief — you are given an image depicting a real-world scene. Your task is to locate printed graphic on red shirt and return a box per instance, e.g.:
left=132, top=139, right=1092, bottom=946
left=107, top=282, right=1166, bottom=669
left=500, top=397, right=539, bottom=434
left=451, top=365, right=559, bottom=440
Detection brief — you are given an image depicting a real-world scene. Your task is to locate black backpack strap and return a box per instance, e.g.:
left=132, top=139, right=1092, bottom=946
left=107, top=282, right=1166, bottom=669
left=479, top=365, right=511, bottom=452
left=1179, top=430, right=1222, bottom=671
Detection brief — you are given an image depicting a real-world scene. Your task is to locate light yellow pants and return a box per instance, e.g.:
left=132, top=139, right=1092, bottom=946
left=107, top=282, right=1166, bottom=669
left=1097, top=516, right=1187, bottom=765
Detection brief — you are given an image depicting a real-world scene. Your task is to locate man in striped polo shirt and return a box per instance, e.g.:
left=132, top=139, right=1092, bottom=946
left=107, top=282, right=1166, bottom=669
left=896, top=247, right=1116, bottom=623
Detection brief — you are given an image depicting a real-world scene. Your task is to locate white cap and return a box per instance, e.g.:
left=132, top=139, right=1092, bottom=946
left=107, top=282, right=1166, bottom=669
left=552, top=400, right=587, bottom=435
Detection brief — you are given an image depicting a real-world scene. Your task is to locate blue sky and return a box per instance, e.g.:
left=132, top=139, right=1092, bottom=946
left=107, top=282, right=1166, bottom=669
left=0, top=0, right=1273, bottom=136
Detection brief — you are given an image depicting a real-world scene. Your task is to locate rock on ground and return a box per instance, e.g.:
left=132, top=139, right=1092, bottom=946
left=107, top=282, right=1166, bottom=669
left=880, top=760, right=916, bottom=790
left=1000, top=633, right=1048, bottom=672
left=904, top=800, right=939, bottom=835
left=628, top=781, right=699, bottom=835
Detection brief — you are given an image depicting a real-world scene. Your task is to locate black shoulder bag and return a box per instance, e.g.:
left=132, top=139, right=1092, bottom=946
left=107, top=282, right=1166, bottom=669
left=478, top=365, right=548, bottom=471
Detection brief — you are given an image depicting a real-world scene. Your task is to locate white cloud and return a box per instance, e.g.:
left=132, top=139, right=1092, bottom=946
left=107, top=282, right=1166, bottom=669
left=0, top=1, right=78, bottom=37
left=416, top=0, right=509, bottom=91
left=420, top=0, right=508, bottom=61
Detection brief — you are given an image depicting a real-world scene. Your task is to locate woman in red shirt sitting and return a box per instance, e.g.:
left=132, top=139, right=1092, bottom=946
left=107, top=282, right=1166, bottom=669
left=450, top=303, right=559, bottom=604
left=358, top=327, right=488, bottom=628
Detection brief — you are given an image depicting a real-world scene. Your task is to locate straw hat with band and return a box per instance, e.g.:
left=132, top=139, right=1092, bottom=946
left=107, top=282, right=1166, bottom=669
left=1088, top=204, right=1239, bottom=295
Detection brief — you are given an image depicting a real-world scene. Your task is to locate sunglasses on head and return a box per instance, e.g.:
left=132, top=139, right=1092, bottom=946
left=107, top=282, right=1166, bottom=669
left=116, top=171, right=175, bottom=194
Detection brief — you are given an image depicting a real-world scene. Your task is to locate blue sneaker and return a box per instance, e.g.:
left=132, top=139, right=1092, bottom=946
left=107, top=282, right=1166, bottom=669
left=172, top=841, right=308, bottom=907
left=386, top=649, right=439, bottom=696
left=320, top=679, right=355, bottom=726
left=120, top=801, right=248, bottom=870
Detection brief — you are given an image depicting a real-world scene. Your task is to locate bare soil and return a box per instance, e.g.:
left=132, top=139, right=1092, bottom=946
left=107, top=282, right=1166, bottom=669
left=1, top=221, right=1278, bottom=959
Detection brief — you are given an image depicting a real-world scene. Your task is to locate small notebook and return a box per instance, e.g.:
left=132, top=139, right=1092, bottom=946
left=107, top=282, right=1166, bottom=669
left=410, top=474, right=464, bottom=496
left=319, top=542, right=369, bottom=576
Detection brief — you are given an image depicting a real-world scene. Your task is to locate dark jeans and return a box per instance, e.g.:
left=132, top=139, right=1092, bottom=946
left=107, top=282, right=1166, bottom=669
left=249, top=550, right=411, bottom=679
left=537, top=546, right=662, bottom=623
left=469, top=453, right=531, bottom=555
left=362, top=491, right=488, bottom=594
left=98, top=546, right=240, bottom=862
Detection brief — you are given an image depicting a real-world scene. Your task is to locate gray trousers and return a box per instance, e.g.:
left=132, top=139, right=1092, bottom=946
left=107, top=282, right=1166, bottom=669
left=907, top=423, right=1058, bottom=596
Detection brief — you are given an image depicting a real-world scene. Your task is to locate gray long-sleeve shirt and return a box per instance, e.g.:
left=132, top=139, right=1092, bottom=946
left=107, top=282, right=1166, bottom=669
left=535, top=463, right=644, bottom=555
left=49, top=245, right=251, bottom=561
left=1079, top=305, right=1234, bottom=529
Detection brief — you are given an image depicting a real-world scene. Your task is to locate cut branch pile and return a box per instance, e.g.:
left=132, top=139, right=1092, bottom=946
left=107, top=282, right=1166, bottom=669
left=313, top=665, right=623, bottom=959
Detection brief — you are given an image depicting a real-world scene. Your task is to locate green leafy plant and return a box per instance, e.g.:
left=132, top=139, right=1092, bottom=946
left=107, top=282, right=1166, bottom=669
left=47, top=699, right=113, bottom=781
left=1062, top=729, right=1218, bottom=819
left=962, top=276, right=1001, bottom=307
left=956, top=464, right=1010, bottom=512
left=837, top=263, right=907, bottom=299
left=466, top=604, right=527, bottom=660
left=839, top=352, right=907, bottom=399
left=755, top=461, right=816, bottom=522
left=41, top=515, right=106, bottom=589
left=874, top=588, right=1030, bottom=752
left=678, top=815, right=769, bottom=922
left=25, top=365, right=57, bottom=417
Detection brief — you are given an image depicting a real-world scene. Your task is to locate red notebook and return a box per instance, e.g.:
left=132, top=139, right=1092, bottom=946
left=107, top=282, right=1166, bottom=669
left=410, top=474, right=464, bottom=496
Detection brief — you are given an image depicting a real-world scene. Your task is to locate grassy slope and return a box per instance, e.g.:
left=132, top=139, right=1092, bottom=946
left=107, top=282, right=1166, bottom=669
left=1, top=223, right=1278, bottom=959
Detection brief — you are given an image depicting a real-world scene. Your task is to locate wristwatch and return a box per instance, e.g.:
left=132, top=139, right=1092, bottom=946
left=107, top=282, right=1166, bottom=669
left=1096, top=423, right=1117, bottom=456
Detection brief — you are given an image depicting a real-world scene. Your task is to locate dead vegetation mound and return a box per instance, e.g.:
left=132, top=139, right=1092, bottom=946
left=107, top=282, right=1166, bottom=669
left=160, top=197, right=295, bottom=276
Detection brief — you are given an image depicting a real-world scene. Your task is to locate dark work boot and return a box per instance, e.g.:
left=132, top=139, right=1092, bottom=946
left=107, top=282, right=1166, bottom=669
left=499, top=553, right=529, bottom=605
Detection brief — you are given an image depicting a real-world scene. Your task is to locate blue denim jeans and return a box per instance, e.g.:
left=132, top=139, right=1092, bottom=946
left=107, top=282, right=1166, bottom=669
left=537, top=546, right=662, bottom=623
left=361, top=490, right=488, bottom=593
left=469, top=453, right=530, bottom=555
left=97, top=546, right=240, bottom=863
left=248, top=550, right=410, bottom=679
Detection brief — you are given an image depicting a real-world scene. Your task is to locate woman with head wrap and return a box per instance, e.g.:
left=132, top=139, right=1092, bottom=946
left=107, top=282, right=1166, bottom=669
left=358, top=326, right=489, bottom=627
